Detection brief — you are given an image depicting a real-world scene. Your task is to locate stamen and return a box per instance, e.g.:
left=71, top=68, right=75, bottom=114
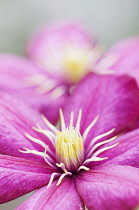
left=33, top=125, right=55, bottom=141
left=32, top=123, right=55, bottom=145
left=24, top=74, right=45, bottom=87
left=18, top=147, right=45, bottom=157
left=76, top=109, right=82, bottom=131
left=87, top=135, right=117, bottom=158
left=84, top=156, right=108, bottom=165
left=77, top=165, right=90, bottom=172
left=92, top=142, right=119, bottom=157
left=24, top=132, right=48, bottom=149
left=49, top=86, right=66, bottom=100
left=31, top=125, right=56, bottom=160
left=35, top=122, right=56, bottom=138
left=44, top=147, right=56, bottom=168
left=59, top=109, right=66, bottom=130
left=56, top=162, right=71, bottom=174
left=87, top=128, right=115, bottom=153
left=82, top=116, right=99, bottom=142
left=47, top=172, right=60, bottom=188
left=56, top=172, right=72, bottom=186
left=56, top=127, right=84, bottom=172
left=41, top=115, right=58, bottom=134
left=36, top=81, right=56, bottom=94
left=19, top=146, right=55, bottom=168
left=69, top=111, right=74, bottom=128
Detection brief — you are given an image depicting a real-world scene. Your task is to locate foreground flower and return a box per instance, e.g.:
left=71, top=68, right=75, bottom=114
left=1, top=73, right=139, bottom=209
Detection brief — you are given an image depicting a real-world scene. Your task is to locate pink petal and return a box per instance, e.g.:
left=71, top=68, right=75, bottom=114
left=27, top=22, right=97, bottom=83
left=75, top=165, right=139, bottom=210
left=0, top=154, right=55, bottom=203
left=97, top=37, right=139, bottom=85
left=63, top=73, right=139, bottom=144
left=94, top=128, right=139, bottom=168
left=16, top=177, right=84, bottom=210
left=0, top=92, right=54, bottom=162
left=0, top=54, right=68, bottom=123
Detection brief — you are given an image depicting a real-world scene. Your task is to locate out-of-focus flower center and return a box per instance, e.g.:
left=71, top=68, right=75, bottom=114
left=63, top=47, right=90, bottom=84
left=56, top=127, right=84, bottom=172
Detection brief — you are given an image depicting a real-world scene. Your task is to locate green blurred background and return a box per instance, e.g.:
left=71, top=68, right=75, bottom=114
left=0, top=0, right=139, bottom=55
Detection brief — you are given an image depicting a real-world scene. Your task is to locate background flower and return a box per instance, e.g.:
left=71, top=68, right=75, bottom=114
left=27, top=22, right=98, bottom=85
left=0, top=23, right=96, bottom=124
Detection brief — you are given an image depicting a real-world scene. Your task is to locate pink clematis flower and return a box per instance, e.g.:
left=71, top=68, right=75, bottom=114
left=1, top=73, right=139, bottom=209
left=0, top=23, right=97, bottom=123
left=27, top=22, right=139, bottom=86
left=27, top=22, right=99, bottom=85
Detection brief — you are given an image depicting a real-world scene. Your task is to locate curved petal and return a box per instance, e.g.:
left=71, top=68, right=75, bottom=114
left=97, top=37, right=139, bottom=85
left=63, top=73, right=139, bottom=144
left=27, top=22, right=98, bottom=84
left=92, top=128, right=139, bottom=168
left=75, top=165, right=139, bottom=210
left=0, top=92, right=55, bottom=162
left=0, top=54, right=68, bottom=123
left=0, top=154, right=55, bottom=203
left=16, top=177, right=84, bottom=210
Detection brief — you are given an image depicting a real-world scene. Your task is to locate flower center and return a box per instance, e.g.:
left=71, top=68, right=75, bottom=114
left=56, top=127, right=84, bottom=172
left=63, top=47, right=90, bottom=84
left=63, top=45, right=101, bottom=84
left=19, top=109, right=119, bottom=187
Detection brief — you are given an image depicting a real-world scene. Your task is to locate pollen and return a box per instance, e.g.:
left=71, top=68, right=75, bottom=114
left=56, top=127, right=84, bottom=172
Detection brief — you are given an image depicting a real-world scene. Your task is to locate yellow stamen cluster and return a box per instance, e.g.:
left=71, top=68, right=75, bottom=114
left=19, top=109, right=119, bottom=187
left=56, top=127, right=84, bottom=172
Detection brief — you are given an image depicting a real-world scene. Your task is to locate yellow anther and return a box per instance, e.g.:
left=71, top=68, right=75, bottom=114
left=55, top=127, right=84, bottom=172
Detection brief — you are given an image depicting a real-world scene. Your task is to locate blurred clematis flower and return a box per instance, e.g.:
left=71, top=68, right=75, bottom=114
left=27, top=23, right=139, bottom=88
left=96, top=37, right=139, bottom=85
left=0, top=23, right=99, bottom=123
left=27, top=22, right=100, bottom=85
left=0, top=54, right=69, bottom=124
left=1, top=73, right=139, bottom=209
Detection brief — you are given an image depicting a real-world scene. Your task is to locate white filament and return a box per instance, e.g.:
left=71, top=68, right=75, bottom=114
left=41, top=114, right=58, bottom=134
left=86, top=128, right=115, bottom=153
left=59, top=109, right=66, bottom=130
left=76, top=109, right=82, bottom=131
left=24, top=132, right=47, bottom=149
left=82, top=116, right=99, bottom=142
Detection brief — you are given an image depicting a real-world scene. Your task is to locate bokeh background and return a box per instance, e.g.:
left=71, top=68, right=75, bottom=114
left=0, top=0, right=139, bottom=209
